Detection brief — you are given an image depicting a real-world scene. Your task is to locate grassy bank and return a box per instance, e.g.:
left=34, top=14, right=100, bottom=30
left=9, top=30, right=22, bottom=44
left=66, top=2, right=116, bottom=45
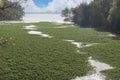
left=0, top=22, right=120, bottom=80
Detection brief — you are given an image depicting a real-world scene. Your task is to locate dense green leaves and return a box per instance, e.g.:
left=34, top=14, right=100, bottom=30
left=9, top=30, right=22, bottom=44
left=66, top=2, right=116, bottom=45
left=72, top=1, right=101, bottom=27
left=0, top=22, right=120, bottom=80
left=72, top=3, right=91, bottom=27
left=0, top=23, right=91, bottom=80
left=108, top=0, right=120, bottom=34
left=68, top=0, right=120, bottom=34
left=80, top=41, right=120, bottom=80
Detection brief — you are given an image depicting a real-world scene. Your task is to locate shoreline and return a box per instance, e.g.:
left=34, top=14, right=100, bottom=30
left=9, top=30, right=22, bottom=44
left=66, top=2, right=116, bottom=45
left=0, top=14, right=73, bottom=24
left=0, top=20, right=73, bottom=24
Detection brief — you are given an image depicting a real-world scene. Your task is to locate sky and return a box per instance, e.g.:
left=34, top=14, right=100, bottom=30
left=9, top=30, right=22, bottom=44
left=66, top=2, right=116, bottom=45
left=24, top=0, right=92, bottom=13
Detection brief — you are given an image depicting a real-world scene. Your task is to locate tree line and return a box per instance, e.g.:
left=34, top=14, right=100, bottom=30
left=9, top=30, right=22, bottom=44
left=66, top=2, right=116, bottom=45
left=62, top=0, right=120, bottom=34
left=0, top=0, right=27, bottom=21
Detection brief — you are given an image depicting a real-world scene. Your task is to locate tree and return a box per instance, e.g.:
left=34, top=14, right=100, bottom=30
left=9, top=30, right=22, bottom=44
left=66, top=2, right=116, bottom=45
left=88, top=0, right=113, bottom=28
left=107, top=0, right=120, bottom=34
left=61, top=7, right=73, bottom=22
left=89, top=0, right=105, bottom=28
left=0, top=0, right=27, bottom=10
left=71, top=0, right=113, bottom=29
left=72, top=3, right=91, bottom=27
left=0, top=0, right=27, bottom=20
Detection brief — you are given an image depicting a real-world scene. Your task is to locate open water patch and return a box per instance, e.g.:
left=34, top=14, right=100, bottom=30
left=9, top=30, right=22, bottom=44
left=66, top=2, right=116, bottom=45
left=64, top=39, right=98, bottom=48
left=28, top=31, right=52, bottom=38
left=54, top=26, right=74, bottom=28
left=24, top=25, right=37, bottom=30
left=107, top=34, right=116, bottom=37
left=24, top=25, right=53, bottom=38
left=65, top=39, right=113, bottom=80
left=72, top=56, right=113, bottom=80
left=88, top=57, right=113, bottom=73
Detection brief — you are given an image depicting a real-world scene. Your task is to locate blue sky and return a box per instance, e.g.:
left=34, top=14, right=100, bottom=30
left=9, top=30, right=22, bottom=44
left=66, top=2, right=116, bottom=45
left=33, top=0, right=53, bottom=8
left=24, top=0, right=92, bottom=13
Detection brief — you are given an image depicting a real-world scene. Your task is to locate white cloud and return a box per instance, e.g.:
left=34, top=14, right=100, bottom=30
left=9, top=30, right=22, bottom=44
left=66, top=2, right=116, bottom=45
left=24, top=0, right=92, bottom=13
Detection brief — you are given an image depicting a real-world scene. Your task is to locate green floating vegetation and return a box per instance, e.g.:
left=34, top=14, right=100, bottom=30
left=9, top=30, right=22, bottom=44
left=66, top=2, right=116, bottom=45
left=0, top=23, right=90, bottom=80
left=0, top=22, right=119, bottom=80
left=80, top=41, right=120, bottom=79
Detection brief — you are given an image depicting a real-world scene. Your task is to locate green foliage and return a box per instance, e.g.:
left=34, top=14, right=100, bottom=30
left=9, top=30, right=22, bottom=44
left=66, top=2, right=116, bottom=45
left=0, top=0, right=27, bottom=9
left=80, top=41, right=120, bottom=79
left=73, top=0, right=113, bottom=28
left=35, top=22, right=120, bottom=80
left=34, top=22, right=111, bottom=43
left=0, top=0, right=24, bottom=20
left=72, top=3, right=91, bottom=27
left=0, top=22, right=119, bottom=80
left=69, top=0, right=120, bottom=34
left=89, top=0, right=105, bottom=27
left=107, top=0, right=120, bottom=34
left=0, top=23, right=91, bottom=80
left=61, top=8, right=73, bottom=22
left=102, top=68, right=120, bottom=80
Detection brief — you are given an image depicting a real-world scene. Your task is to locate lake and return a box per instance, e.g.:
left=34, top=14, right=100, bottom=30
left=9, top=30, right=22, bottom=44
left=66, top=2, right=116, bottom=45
left=22, top=13, right=65, bottom=23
